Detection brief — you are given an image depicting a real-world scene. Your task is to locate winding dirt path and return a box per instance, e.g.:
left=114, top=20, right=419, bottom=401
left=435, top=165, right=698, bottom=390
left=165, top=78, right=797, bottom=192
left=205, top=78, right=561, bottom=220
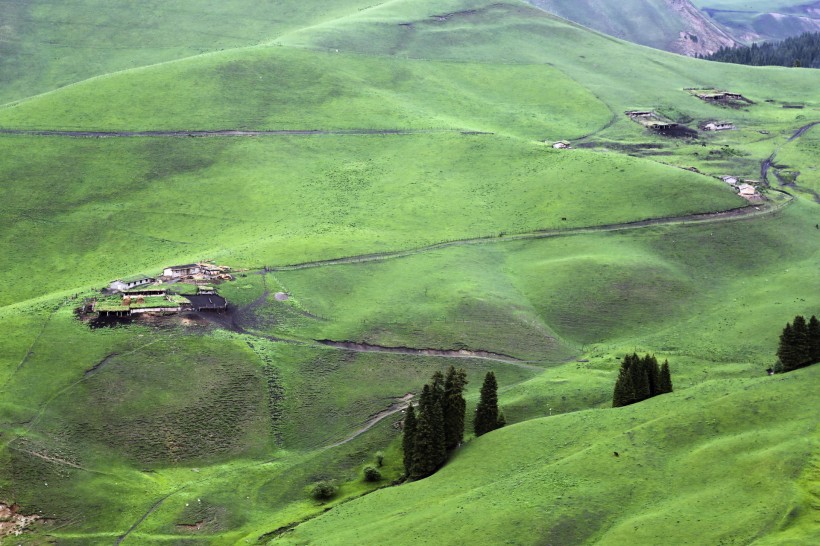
left=761, top=121, right=820, bottom=202
left=0, top=128, right=478, bottom=139
left=315, top=339, right=541, bottom=369
left=269, top=199, right=790, bottom=272
left=325, top=394, right=414, bottom=449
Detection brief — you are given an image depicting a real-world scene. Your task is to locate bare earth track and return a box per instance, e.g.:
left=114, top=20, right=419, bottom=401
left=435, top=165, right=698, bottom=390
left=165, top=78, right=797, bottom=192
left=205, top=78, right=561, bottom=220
left=268, top=198, right=791, bottom=272
left=0, top=128, right=484, bottom=138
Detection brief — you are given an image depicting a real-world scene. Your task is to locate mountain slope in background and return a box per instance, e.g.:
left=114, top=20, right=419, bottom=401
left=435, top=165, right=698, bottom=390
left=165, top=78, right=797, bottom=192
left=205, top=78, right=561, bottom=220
left=526, top=0, right=740, bottom=55
left=692, top=0, right=820, bottom=42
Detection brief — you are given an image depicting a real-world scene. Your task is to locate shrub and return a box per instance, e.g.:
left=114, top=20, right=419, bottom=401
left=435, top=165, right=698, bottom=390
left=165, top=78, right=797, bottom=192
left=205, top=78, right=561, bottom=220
left=363, top=465, right=382, bottom=482
left=310, top=481, right=337, bottom=501
left=375, top=451, right=384, bottom=467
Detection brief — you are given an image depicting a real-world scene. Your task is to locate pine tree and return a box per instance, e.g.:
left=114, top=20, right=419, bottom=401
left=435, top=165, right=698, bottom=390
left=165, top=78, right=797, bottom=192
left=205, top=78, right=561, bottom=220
left=411, top=385, right=446, bottom=479
left=629, top=353, right=651, bottom=403
left=612, top=356, right=635, bottom=407
left=430, top=370, right=446, bottom=410
left=792, top=315, right=811, bottom=368
left=443, top=366, right=468, bottom=451
left=496, top=409, right=506, bottom=429
left=777, top=322, right=799, bottom=371
left=645, top=354, right=661, bottom=396
left=808, top=315, right=820, bottom=364
left=659, top=360, right=673, bottom=394
left=402, top=403, right=417, bottom=477
left=474, top=371, right=499, bottom=437
left=430, top=395, right=447, bottom=468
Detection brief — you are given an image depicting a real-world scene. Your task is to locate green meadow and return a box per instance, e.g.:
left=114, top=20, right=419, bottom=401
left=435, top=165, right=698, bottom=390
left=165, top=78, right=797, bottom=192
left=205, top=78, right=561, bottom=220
left=0, top=0, right=818, bottom=544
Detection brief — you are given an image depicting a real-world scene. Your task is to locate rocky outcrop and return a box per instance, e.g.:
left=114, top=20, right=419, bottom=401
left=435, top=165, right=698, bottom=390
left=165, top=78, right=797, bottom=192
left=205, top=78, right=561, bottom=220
left=666, top=0, right=740, bottom=55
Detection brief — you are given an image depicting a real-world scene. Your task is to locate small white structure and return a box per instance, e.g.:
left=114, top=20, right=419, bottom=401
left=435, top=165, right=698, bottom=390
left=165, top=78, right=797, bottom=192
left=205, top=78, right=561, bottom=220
left=703, top=121, right=735, bottom=131
left=163, top=264, right=201, bottom=278
left=737, top=183, right=762, bottom=201
left=721, top=176, right=739, bottom=186
left=109, top=274, right=155, bottom=292
left=552, top=140, right=571, bottom=149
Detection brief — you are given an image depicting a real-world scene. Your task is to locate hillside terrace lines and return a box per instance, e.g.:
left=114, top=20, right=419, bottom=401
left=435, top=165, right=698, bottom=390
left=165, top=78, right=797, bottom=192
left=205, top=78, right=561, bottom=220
left=267, top=196, right=792, bottom=272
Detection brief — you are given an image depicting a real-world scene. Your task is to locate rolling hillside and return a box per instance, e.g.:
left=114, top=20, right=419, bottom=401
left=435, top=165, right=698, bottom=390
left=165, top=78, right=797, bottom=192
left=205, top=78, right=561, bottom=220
left=0, top=0, right=818, bottom=544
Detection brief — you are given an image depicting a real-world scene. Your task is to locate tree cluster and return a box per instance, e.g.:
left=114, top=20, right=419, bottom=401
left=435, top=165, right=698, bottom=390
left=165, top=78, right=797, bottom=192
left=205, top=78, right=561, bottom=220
left=612, top=354, right=672, bottom=408
left=776, top=315, right=820, bottom=372
left=403, top=366, right=468, bottom=480
left=700, top=32, right=820, bottom=69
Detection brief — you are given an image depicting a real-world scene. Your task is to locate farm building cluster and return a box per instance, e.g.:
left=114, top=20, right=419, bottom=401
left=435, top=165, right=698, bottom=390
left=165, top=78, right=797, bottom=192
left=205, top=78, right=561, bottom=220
left=89, top=262, right=232, bottom=318
left=721, top=176, right=763, bottom=202
left=686, top=88, right=753, bottom=107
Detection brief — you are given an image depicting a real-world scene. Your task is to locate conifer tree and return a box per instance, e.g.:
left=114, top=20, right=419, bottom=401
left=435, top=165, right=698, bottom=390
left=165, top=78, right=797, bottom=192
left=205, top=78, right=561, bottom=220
left=496, top=409, right=506, bottom=429
left=474, top=371, right=499, bottom=437
left=431, top=370, right=446, bottom=410
left=612, top=360, right=634, bottom=408
left=443, top=366, right=468, bottom=451
left=629, top=353, right=651, bottom=402
left=777, top=322, right=799, bottom=371
left=792, top=315, right=811, bottom=367
left=659, top=360, right=673, bottom=394
left=411, top=385, right=446, bottom=479
left=645, top=354, right=661, bottom=396
left=808, top=315, right=820, bottom=364
left=402, top=403, right=417, bottom=477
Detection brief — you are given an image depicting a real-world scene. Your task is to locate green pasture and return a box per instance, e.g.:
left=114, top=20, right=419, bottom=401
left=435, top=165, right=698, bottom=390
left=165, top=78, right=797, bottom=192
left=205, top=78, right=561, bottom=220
left=276, top=366, right=819, bottom=546
left=0, top=0, right=378, bottom=105
left=0, top=46, right=611, bottom=140
left=0, top=133, right=745, bottom=307
left=0, top=0, right=818, bottom=543
left=775, top=124, right=820, bottom=194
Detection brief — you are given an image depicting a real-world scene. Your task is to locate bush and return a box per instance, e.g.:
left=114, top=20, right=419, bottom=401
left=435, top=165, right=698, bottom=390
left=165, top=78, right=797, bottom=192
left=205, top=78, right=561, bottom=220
left=375, top=451, right=384, bottom=467
left=310, top=481, right=337, bottom=501
left=363, top=465, right=382, bottom=482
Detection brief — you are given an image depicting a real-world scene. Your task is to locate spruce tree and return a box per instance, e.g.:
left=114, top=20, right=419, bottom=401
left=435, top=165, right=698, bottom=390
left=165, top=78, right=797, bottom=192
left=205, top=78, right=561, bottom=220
left=430, top=395, right=447, bottom=467
left=645, top=354, right=661, bottom=396
left=613, top=355, right=636, bottom=407
left=443, top=366, right=468, bottom=451
left=777, top=322, right=799, bottom=371
left=402, top=403, right=417, bottom=477
left=792, top=315, right=811, bottom=368
left=629, top=353, right=651, bottom=403
left=474, top=371, right=499, bottom=437
left=659, top=360, right=673, bottom=394
left=431, top=370, right=446, bottom=411
left=808, top=315, right=820, bottom=364
left=411, top=385, right=446, bottom=479
left=612, top=362, right=632, bottom=408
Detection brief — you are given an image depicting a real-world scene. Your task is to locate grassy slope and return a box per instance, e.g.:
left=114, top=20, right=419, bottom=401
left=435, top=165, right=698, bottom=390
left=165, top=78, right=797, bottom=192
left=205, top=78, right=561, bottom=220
left=0, top=132, right=744, bottom=308
left=0, top=0, right=818, bottom=543
left=0, top=0, right=377, bottom=105
left=276, top=366, right=820, bottom=546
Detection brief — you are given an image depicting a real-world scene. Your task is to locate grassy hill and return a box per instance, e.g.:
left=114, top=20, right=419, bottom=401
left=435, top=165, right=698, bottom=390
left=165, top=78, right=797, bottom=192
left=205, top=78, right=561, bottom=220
left=0, top=0, right=818, bottom=544
left=0, top=0, right=377, bottom=105
left=276, top=366, right=820, bottom=546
